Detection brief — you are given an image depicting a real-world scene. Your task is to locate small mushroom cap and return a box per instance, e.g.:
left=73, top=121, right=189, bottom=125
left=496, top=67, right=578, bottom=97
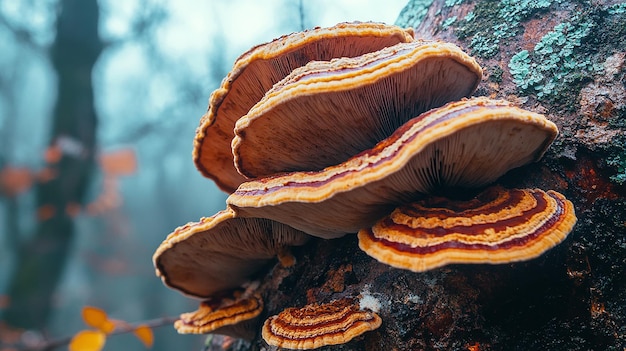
left=358, top=186, right=577, bottom=272
left=262, top=298, right=382, bottom=350
left=227, top=97, right=559, bottom=238
left=153, top=207, right=309, bottom=299
left=193, top=22, right=415, bottom=192
left=175, top=293, right=263, bottom=340
left=233, top=39, right=482, bottom=178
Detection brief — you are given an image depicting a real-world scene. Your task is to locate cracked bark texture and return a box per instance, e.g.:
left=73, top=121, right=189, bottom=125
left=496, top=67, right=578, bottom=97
left=218, top=1, right=626, bottom=350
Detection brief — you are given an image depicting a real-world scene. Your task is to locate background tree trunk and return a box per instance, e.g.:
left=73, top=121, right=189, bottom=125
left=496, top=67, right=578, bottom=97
left=3, top=0, right=101, bottom=330
left=234, top=0, right=625, bottom=350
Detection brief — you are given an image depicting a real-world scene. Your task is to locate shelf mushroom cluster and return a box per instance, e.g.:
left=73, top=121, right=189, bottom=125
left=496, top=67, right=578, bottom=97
left=153, top=21, right=577, bottom=349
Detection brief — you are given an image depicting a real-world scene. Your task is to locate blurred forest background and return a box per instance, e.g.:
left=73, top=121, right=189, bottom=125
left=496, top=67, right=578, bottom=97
left=0, top=0, right=405, bottom=350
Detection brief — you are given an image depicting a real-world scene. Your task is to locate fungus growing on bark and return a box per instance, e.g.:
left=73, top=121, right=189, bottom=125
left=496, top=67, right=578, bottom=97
left=358, top=186, right=577, bottom=272
left=175, top=292, right=264, bottom=340
left=262, top=298, right=382, bottom=349
left=233, top=39, right=482, bottom=178
left=193, top=22, right=415, bottom=192
left=227, top=97, right=558, bottom=238
left=153, top=207, right=308, bottom=299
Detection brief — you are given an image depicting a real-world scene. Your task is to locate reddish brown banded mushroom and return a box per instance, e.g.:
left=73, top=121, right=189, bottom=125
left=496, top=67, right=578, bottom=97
left=175, top=293, right=263, bottom=340
left=152, top=207, right=308, bottom=299
left=227, top=97, right=558, bottom=239
left=262, top=298, right=382, bottom=350
left=358, top=186, right=577, bottom=272
left=233, top=39, right=483, bottom=178
left=193, top=22, right=415, bottom=193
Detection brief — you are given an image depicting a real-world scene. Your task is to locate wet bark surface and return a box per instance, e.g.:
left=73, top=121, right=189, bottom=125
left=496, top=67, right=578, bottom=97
left=217, top=1, right=626, bottom=350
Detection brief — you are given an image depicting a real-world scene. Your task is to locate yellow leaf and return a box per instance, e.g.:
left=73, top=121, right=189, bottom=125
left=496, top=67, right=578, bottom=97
left=82, top=306, right=115, bottom=334
left=133, top=325, right=154, bottom=348
left=69, top=330, right=106, bottom=351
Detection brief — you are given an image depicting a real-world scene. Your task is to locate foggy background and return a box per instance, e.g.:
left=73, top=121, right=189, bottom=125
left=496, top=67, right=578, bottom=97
left=0, top=0, right=406, bottom=350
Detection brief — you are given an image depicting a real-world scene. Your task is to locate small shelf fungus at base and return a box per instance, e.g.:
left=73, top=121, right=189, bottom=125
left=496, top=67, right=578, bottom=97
left=193, top=21, right=415, bottom=193
left=152, top=207, right=309, bottom=299
left=262, top=298, right=382, bottom=350
left=175, top=292, right=264, bottom=341
left=228, top=97, right=558, bottom=239
left=357, top=186, right=577, bottom=272
left=233, top=39, right=482, bottom=178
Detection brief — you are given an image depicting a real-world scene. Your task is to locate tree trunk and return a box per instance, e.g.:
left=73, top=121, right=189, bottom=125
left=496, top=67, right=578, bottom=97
left=234, top=1, right=625, bottom=350
left=3, top=0, right=101, bottom=330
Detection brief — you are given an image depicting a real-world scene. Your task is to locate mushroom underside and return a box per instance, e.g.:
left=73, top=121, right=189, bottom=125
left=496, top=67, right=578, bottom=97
left=154, top=211, right=309, bottom=298
left=194, top=23, right=414, bottom=192
left=229, top=115, right=556, bottom=238
left=234, top=51, right=482, bottom=178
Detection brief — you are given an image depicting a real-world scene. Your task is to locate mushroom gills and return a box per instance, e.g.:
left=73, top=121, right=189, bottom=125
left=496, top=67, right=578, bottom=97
left=233, top=40, right=483, bottom=178
left=193, top=22, right=415, bottom=192
left=228, top=97, right=558, bottom=239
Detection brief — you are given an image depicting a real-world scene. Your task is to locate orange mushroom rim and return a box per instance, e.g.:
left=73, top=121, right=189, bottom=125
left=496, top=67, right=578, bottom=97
left=358, top=187, right=575, bottom=258
left=230, top=100, right=555, bottom=197
left=175, top=293, right=264, bottom=333
left=262, top=298, right=382, bottom=348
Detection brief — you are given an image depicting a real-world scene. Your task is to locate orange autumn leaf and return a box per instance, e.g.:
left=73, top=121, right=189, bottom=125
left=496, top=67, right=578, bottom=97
left=82, top=307, right=115, bottom=334
left=69, top=330, right=106, bottom=351
left=65, top=203, right=82, bottom=218
left=43, top=145, right=63, bottom=164
left=36, top=167, right=57, bottom=183
left=133, top=325, right=154, bottom=348
left=0, top=294, right=9, bottom=309
left=99, top=148, right=137, bottom=176
left=0, top=167, right=34, bottom=197
left=37, top=205, right=56, bottom=221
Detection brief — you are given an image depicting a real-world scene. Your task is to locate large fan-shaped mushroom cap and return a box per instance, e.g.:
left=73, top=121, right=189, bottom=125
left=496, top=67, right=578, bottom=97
left=193, top=22, right=415, bottom=192
left=227, top=98, right=558, bottom=239
left=233, top=39, right=482, bottom=178
left=153, top=207, right=309, bottom=299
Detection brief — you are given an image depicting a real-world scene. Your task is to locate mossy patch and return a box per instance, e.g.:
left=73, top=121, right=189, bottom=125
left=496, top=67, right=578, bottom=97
left=488, top=65, right=503, bottom=83
left=507, top=3, right=626, bottom=107
left=606, top=135, right=626, bottom=185
left=454, top=0, right=562, bottom=58
left=395, top=0, right=436, bottom=27
left=607, top=156, right=626, bottom=185
left=508, top=15, right=599, bottom=106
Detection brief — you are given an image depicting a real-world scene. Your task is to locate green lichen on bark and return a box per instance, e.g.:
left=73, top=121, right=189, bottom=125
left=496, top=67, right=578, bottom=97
left=507, top=3, right=626, bottom=107
left=453, top=0, right=562, bottom=58
left=508, top=16, right=599, bottom=104
left=395, top=0, right=436, bottom=27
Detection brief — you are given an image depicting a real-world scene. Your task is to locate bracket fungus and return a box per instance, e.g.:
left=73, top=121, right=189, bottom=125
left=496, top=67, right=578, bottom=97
left=358, top=186, right=577, bottom=272
left=154, top=20, right=579, bottom=347
left=175, top=292, right=264, bottom=340
left=227, top=97, right=559, bottom=238
left=193, top=22, right=415, bottom=192
left=233, top=39, right=482, bottom=178
left=262, top=298, right=382, bottom=350
left=152, top=207, right=309, bottom=299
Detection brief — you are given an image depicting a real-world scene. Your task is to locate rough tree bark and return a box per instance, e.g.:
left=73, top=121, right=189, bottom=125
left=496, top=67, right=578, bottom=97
left=220, top=1, right=626, bottom=350
left=3, top=0, right=101, bottom=330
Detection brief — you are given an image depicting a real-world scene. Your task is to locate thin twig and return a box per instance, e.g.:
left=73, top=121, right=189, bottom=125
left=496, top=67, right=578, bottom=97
left=4, top=316, right=178, bottom=351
